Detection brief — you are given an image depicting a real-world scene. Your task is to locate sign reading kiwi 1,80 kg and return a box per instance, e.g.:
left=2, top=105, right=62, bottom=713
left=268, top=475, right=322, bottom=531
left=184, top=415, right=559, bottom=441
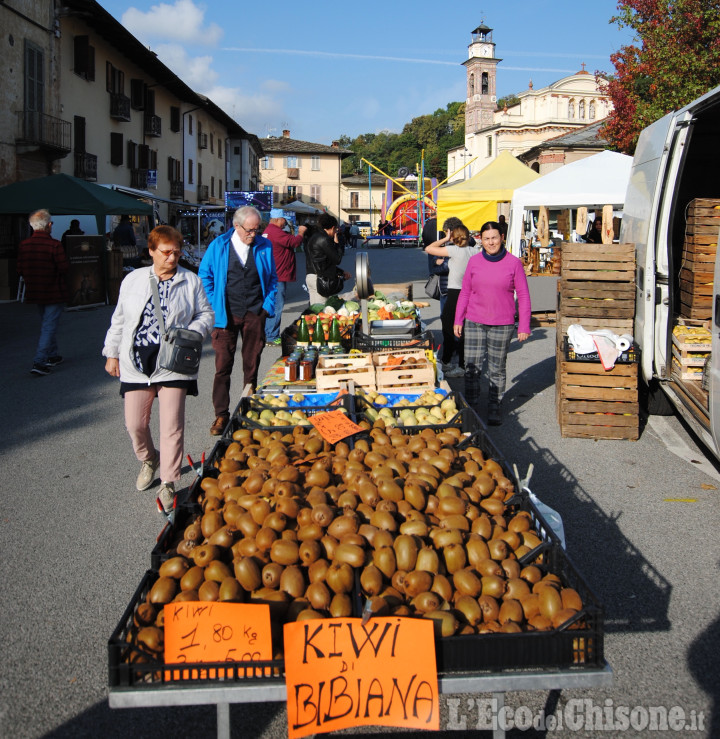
left=163, top=602, right=272, bottom=679
left=284, top=616, right=439, bottom=739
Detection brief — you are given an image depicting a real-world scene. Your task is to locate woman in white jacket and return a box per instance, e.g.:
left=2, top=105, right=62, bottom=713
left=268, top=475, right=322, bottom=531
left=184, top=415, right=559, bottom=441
left=103, top=226, right=214, bottom=515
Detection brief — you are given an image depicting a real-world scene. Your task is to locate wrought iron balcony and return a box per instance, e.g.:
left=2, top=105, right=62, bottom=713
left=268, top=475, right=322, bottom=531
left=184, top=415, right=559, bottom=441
left=198, top=185, right=209, bottom=202
left=15, top=110, right=71, bottom=158
left=144, top=114, right=161, bottom=137
left=170, top=180, right=184, bottom=199
left=131, top=168, right=148, bottom=189
left=74, top=152, right=98, bottom=181
left=110, top=93, right=131, bottom=121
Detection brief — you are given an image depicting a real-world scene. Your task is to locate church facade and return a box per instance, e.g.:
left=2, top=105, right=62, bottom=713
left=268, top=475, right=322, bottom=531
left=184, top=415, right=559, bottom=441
left=447, top=24, right=613, bottom=182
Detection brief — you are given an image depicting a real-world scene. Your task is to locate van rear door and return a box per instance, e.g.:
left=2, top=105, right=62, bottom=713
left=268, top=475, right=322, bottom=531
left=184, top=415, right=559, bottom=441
left=621, top=112, right=676, bottom=383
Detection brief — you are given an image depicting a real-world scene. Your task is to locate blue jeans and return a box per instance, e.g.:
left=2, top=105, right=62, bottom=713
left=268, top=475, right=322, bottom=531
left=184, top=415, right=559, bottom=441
left=34, top=303, right=65, bottom=364
left=265, top=281, right=287, bottom=341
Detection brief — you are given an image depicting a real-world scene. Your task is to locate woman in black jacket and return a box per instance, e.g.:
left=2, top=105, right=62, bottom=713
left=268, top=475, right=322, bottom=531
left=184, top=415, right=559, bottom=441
left=304, top=214, right=350, bottom=304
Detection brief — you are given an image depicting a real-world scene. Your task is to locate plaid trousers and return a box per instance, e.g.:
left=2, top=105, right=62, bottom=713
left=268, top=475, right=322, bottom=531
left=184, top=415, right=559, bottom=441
left=462, top=321, right=515, bottom=408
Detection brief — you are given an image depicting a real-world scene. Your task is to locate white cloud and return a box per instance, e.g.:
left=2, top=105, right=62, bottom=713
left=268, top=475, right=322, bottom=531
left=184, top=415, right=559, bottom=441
left=154, top=44, right=218, bottom=89
left=262, top=79, right=292, bottom=93
left=122, top=0, right=222, bottom=45
left=202, top=86, right=284, bottom=135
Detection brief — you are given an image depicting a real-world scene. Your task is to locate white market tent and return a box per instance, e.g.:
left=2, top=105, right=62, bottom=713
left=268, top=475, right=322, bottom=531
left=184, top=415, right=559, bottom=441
left=283, top=200, right=323, bottom=214
left=507, top=150, right=633, bottom=255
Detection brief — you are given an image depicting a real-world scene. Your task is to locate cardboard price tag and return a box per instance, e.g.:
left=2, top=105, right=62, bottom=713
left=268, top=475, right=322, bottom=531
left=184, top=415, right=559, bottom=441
left=308, top=410, right=363, bottom=444
left=284, top=617, right=438, bottom=738
left=163, top=602, right=272, bottom=680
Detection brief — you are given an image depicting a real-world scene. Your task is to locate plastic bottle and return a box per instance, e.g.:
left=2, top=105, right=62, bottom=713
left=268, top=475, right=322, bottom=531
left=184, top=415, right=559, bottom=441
left=296, top=316, right=310, bottom=348
left=328, top=318, right=342, bottom=348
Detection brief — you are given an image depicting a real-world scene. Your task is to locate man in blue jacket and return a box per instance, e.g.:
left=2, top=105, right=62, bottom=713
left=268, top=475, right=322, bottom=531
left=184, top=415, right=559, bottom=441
left=199, top=206, right=278, bottom=435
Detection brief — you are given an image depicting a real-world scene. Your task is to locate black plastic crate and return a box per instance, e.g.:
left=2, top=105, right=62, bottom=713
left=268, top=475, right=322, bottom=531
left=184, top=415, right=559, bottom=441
left=563, top=335, right=639, bottom=364
left=435, top=542, right=604, bottom=673
left=281, top=321, right=352, bottom=356
left=352, top=326, right=434, bottom=353
left=355, top=390, right=469, bottom=425
left=228, top=394, right=356, bottom=434
left=108, top=570, right=285, bottom=689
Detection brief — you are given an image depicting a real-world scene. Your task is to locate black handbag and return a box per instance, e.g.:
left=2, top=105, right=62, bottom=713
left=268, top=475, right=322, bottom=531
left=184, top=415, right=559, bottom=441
left=316, top=270, right=345, bottom=298
left=150, top=273, right=203, bottom=375
left=424, top=273, right=441, bottom=300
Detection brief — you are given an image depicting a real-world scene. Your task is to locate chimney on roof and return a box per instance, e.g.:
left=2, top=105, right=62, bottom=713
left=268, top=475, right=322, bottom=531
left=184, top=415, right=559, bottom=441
left=331, top=140, right=339, bottom=148
left=282, top=129, right=290, bottom=138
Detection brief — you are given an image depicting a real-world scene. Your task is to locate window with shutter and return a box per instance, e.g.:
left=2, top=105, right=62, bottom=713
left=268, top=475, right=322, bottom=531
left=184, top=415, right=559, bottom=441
left=188, top=159, right=194, bottom=184
left=130, top=79, right=145, bottom=110
left=111, top=133, right=123, bottom=166
left=170, top=106, right=180, bottom=132
left=74, top=116, right=86, bottom=153
left=139, top=144, right=149, bottom=169
left=74, top=36, right=95, bottom=80
left=127, top=140, right=137, bottom=169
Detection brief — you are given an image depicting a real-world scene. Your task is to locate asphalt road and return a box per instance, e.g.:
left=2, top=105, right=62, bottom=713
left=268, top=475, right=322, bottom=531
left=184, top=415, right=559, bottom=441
left=1, top=244, right=718, bottom=738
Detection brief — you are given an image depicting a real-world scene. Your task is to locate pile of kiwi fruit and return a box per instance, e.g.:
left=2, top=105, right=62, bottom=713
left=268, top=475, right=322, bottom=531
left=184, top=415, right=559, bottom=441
left=124, top=421, right=586, bottom=665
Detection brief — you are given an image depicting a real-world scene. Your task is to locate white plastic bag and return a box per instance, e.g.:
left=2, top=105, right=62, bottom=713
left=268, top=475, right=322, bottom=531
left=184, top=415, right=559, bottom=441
left=528, top=491, right=566, bottom=549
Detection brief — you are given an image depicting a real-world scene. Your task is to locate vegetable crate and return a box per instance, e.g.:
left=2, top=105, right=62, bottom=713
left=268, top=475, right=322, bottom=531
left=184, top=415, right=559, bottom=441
left=229, top=395, right=355, bottom=433
left=558, top=280, right=635, bottom=319
left=373, top=349, right=435, bottom=394
left=560, top=242, right=636, bottom=282
left=556, top=316, right=634, bottom=352
left=556, top=358, right=639, bottom=440
left=562, top=336, right=638, bottom=364
left=315, top=353, right=376, bottom=392
left=352, top=327, right=434, bottom=353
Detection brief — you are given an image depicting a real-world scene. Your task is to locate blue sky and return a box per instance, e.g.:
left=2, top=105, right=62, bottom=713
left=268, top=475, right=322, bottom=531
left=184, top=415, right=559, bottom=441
left=98, top=0, right=635, bottom=144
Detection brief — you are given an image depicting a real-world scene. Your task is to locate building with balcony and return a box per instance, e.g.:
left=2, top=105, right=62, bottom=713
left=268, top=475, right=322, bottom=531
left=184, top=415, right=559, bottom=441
left=340, top=173, right=385, bottom=230
left=259, top=130, right=352, bottom=217
left=0, top=0, right=262, bottom=229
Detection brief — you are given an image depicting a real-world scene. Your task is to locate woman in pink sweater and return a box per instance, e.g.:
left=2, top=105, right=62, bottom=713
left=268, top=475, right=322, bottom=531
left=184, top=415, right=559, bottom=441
left=454, top=221, right=531, bottom=425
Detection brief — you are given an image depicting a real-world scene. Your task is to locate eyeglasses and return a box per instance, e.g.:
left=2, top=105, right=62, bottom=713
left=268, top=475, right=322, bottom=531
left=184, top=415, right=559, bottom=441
left=238, top=225, right=262, bottom=234
left=158, top=248, right=181, bottom=258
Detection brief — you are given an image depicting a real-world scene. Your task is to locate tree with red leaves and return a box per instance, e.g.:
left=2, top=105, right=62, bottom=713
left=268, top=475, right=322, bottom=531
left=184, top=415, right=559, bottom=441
left=601, top=0, right=720, bottom=153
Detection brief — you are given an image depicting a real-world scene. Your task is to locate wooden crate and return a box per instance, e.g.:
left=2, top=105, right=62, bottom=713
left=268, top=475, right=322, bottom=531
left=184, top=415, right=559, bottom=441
left=558, top=280, right=635, bottom=319
left=672, top=357, right=704, bottom=381
left=556, top=359, right=639, bottom=440
left=556, top=315, right=634, bottom=350
left=560, top=242, right=635, bottom=282
left=374, top=349, right=435, bottom=393
left=315, top=353, right=375, bottom=392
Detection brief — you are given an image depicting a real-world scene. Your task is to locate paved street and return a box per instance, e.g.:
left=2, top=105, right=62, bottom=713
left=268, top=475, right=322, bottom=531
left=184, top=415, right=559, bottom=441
left=1, top=244, right=719, bottom=738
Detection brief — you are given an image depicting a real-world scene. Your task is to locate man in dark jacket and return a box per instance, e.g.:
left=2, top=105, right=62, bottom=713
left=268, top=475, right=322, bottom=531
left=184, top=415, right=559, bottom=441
left=263, top=208, right=306, bottom=345
left=17, top=209, right=70, bottom=376
left=304, top=214, right=350, bottom=305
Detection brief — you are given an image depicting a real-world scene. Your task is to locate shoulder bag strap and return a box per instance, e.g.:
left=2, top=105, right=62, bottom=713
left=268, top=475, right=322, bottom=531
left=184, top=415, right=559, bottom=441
left=148, top=272, right=167, bottom=337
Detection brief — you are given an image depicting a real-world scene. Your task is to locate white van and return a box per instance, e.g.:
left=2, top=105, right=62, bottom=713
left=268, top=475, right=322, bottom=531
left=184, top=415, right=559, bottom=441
left=620, top=84, right=720, bottom=459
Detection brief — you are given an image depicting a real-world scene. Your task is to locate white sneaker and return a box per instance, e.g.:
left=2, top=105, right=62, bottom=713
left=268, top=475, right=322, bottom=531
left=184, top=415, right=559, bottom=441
left=156, top=482, right=176, bottom=516
left=136, top=452, right=159, bottom=491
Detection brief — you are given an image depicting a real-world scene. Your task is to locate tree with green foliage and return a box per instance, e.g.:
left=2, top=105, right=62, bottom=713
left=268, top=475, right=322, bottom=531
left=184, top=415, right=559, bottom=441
left=601, top=0, right=720, bottom=153
left=338, top=102, right=465, bottom=179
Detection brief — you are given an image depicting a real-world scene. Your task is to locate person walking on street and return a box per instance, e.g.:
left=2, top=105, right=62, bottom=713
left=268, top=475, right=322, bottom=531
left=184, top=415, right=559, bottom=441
left=264, top=208, right=306, bottom=346
left=200, top=206, right=278, bottom=436
left=424, top=222, right=479, bottom=377
left=454, top=221, right=531, bottom=426
left=17, top=209, right=69, bottom=376
left=102, top=226, right=214, bottom=515
left=349, top=221, right=360, bottom=249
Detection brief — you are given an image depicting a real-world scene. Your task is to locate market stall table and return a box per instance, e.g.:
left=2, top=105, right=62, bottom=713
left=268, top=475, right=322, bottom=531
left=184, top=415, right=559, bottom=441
left=108, top=662, right=612, bottom=739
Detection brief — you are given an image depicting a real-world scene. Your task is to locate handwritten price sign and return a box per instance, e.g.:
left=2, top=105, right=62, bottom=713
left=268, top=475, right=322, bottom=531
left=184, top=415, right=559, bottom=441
left=163, top=602, right=272, bottom=680
left=308, top=410, right=364, bottom=444
left=284, top=617, right=438, bottom=738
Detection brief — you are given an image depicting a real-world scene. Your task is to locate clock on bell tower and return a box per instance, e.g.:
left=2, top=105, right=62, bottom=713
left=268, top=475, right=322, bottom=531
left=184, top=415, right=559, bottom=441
left=463, top=23, right=501, bottom=137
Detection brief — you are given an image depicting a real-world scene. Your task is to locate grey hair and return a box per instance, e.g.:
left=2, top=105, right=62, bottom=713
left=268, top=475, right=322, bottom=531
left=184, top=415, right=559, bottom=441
left=232, top=206, right=261, bottom=227
left=29, top=209, right=52, bottom=230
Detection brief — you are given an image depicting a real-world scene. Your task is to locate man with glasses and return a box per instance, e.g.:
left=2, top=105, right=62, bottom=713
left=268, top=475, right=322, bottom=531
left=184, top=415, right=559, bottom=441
left=199, top=206, right=278, bottom=435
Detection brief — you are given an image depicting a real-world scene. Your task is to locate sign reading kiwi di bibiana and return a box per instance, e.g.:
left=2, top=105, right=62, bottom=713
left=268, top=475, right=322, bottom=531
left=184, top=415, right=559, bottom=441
left=284, top=616, right=439, bottom=738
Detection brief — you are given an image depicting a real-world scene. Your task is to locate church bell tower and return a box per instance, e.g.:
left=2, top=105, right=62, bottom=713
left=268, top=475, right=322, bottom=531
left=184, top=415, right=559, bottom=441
left=463, top=23, right=501, bottom=135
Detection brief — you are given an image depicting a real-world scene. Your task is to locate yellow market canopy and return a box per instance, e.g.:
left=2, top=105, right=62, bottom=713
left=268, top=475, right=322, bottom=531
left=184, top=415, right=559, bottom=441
left=437, top=151, right=540, bottom=230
